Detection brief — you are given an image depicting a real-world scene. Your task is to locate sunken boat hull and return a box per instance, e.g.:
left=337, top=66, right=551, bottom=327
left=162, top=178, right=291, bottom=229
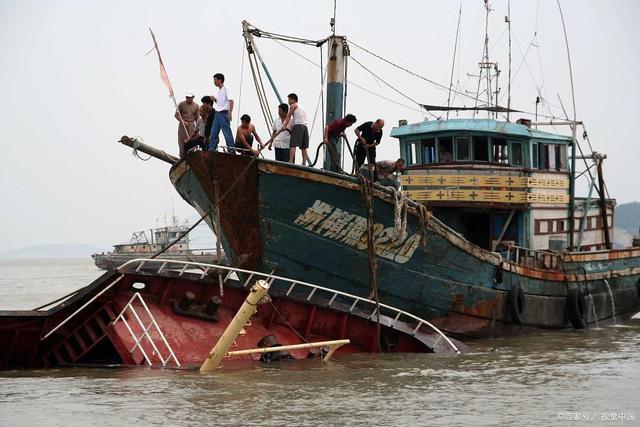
left=1, top=260, right=457, bottom=370
left=170, top=151, right=640, bottom=337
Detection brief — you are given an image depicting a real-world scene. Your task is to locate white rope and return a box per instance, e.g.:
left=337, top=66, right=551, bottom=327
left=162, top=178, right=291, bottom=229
left=392, top=187, right=408, bottom=243
left=130, top=136, right=151, bottom=161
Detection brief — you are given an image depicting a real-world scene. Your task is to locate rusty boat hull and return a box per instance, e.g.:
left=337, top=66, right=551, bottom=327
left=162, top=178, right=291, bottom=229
left=169, top=151, right=640, bottom=338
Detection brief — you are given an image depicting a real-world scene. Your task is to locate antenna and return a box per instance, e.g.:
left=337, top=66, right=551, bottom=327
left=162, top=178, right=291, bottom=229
left=446, top=4, right=463, bottom=120
left=330, top=0, right=336, bottom=35
left=506, top=0, right=512, bottom=122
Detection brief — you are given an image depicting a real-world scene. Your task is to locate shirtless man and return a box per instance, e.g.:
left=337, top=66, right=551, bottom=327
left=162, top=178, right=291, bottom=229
left=235, top=114, right=263, bottom=157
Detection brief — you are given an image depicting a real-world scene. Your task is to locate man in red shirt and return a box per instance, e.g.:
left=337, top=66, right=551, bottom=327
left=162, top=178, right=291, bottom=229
left=323, top=114, right=357, bottom=169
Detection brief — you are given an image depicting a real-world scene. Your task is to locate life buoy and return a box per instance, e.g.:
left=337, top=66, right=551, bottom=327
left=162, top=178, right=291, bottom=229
left=566, top=288, right=587, bottom=329
left=507, top=282, right=525, bottom=325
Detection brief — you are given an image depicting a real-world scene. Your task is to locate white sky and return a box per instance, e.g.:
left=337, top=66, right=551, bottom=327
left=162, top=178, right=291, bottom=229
left=0, top=0, right=638, bottom=252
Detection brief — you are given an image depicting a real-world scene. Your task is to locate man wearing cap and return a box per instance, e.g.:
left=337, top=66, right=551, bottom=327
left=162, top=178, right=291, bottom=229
left=209, top=73, right=235, bottom=153
left=175, top=91, right=200, bottom=158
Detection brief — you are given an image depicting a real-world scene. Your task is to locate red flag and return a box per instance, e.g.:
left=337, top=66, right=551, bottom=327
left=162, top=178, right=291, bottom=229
left=149, top=28, right=174, bottom=98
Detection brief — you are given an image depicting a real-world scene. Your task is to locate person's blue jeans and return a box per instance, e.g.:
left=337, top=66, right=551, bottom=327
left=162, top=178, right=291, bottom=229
left=209, top=112, right=235, bottom=153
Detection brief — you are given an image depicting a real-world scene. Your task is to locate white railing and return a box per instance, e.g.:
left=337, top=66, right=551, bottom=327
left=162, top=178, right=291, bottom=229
left=119, top=259, right=461, bottom=354
left=41, top=275, right=124, bottom=341
left=113, top=292, right=181, bottom=367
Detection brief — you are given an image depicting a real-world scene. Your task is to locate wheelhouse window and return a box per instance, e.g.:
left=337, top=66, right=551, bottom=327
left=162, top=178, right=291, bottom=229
left=405, top=141, right=419, bottom=166
left=547, top=144, right=556, bottom=169
left=422, top=138, right=436, bottom=164
left=472, top=135, right=489, bottom=161
left=532, top=143, right=539, bottom=169
left=455, top=137, right=471, bottom=161
left=555, top=144, right=567, bottom=170
left=492, top=137, right=508, bottom=164
left=510, top=141, right=524, bottom=166
left=438, top=136, right=453, bottom=163
left=538, top=143, right=548, bottom=169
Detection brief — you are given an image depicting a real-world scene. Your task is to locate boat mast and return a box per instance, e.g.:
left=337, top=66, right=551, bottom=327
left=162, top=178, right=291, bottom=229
left=323, top=15, right=348, bottom=171
left=506, top=0, right=512, bottom=122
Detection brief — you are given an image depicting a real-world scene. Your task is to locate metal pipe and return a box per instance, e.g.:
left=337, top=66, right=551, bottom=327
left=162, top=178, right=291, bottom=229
left=226, top=339, right=350, bottom=362
left=568, top=124, right=577, bottom=249
left=200, top=280, right=270, bottom=372
left=118, top=136, right=178, bottom=164
left=596, top=160, right=611, bottom=249
left=576, top=174, right=596, bottom=250
left=529, top=120, right=582, bottom=126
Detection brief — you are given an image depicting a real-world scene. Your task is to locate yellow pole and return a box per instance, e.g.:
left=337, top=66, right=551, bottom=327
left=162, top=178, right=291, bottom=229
left=199, top=279, right=270, bottom=372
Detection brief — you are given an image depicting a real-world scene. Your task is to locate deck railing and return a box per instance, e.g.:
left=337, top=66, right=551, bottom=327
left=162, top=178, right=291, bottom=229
left=501, top=244, right=563, bottom=270
left=118, top=258, right=461, bottom=354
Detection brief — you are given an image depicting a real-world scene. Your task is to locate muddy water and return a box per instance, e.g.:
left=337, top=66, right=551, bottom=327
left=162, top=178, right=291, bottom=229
left=1, top=258, right=639, bottom=426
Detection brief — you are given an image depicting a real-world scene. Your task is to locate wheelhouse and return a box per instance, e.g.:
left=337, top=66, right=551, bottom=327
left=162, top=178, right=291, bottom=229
left=391, top=118, right=614, bottom=252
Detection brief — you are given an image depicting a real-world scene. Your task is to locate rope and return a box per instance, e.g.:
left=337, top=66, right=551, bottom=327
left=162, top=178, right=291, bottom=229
left=247, top=49, right=273, bottom=133
left=130, top=137, right=152, bottom=161
left=271, top=38, right=425, bottom=115
left=350, top=56, right=439, bottom=120
left=268, top=300, right=311, bottom=345
left=237, top=39, right=245, bottom=123
left=417, top=203, right=430, bottom=246
left=356, top=170, right=381, bottom=352
left=391, top=188, right=408, bottom=243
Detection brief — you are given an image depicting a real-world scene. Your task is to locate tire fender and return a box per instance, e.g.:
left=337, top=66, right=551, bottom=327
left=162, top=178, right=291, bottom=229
left=567, top=288, right=587, bottom=329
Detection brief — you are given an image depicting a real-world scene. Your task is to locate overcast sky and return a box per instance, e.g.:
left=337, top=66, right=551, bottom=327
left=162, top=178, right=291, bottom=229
left=0, top=0, right=638, bottom=252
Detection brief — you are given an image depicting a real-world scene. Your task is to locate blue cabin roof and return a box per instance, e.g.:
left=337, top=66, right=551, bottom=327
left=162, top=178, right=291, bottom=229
left=390, top=119, right=572, bottom=143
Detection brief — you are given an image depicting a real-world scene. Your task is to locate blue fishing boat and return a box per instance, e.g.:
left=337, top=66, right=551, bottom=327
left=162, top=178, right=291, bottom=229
left=125, top=17, right=640, bottom=338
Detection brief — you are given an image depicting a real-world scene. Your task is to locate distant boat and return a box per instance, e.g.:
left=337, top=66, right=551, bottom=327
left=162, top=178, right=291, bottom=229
left=91, top=217, right=223, bottom=270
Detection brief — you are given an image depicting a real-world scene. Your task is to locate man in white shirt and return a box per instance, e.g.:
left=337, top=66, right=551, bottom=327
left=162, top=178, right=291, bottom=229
left=280, top=93, right=311, bottom=165
left=266, top=103, right=291, bottom=162
left=209, top=73, right=235, bottom=153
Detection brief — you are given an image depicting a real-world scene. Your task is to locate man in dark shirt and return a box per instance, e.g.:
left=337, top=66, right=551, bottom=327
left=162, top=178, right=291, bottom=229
left=323, top=114, right=357, bottom=169
left=354, top=119, right=384, bottom=169
left=201, top=96, right=214, bottom=148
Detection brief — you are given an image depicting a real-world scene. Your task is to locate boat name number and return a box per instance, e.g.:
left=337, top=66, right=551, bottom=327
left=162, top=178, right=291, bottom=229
left=294, top=200, right=421, bottom=264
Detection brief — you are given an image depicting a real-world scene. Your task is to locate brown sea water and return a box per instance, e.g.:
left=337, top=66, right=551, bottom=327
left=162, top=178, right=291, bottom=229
left=0, top=258, right=639, bottom=426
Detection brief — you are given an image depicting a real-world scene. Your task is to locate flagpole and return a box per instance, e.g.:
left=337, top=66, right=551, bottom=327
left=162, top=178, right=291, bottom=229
left=149, top=28, right=190, bottom=141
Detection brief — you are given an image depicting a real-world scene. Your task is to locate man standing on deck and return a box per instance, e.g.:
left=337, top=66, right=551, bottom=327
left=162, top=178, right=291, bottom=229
left=323, top=114, right=357, bottom=169
left=175, top=91, right=199, bottom=158
left=200, top=95, right=214, bottom=146
left=280, top=93, right=311, bottom=165
left=354, top=119, right=384, bottom=169
left=209, top=73, right=235, bottom=153
left=265, top=103, right=291, bottom=162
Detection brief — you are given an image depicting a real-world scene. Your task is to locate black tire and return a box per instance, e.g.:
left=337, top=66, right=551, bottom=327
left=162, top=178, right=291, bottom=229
left=507, top=282, right=525, bottom=325
left=567, top=288, right=587, bottom=329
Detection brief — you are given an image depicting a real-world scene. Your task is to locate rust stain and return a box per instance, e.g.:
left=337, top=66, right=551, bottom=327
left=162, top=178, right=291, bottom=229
left=186, top=152, right=262, bottom=271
